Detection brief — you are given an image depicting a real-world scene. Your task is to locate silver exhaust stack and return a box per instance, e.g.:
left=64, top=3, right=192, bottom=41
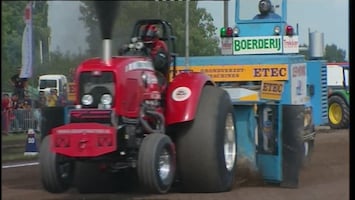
left=102, top=39, right=112, bottom=66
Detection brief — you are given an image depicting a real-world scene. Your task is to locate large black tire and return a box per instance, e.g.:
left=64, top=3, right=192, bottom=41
left=281, top=105, right=304, bottom=188
left=74, top=162, right=120, bottom=193
left=175, top=85, right=237, bottom=192
left=137, top=133, right=176, bottom=194
left=328, top=95, right=349, bottom=129
left=39, top=136, right=75, bottom=193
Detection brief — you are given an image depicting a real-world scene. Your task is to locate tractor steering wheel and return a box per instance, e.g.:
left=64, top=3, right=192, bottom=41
left=119, top=37, right=150, bottom=57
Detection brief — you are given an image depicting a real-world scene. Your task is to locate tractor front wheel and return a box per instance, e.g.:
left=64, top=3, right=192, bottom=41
left=328, top=95, right=349, bottom=129
left=39, top=135, right=75, bottom=193
left=137, top=133, right=176, bottom=194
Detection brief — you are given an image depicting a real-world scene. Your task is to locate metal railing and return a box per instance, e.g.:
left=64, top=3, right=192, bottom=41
left=2, top=108, right=40, bottom=133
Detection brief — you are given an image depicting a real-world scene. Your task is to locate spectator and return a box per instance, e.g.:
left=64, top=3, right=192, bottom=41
left=10, top=94, right=21, bottom=131
left=22, top=94, right=32, bottom=110
left=2, top=93, right=12, bottom=134
left=47, top=89, right=58, bottom=107
left=57, top=89, right=67, bottom=106
left=32, top=92, right=46, bottom=132
left=1, top=93, right=11, bottom=111
left=21, top=93, right=36, bottom=132
left=10, top=67, right=28, bottom=102
left=38, top=91, right=47, bottom=109
left=11, top=94, right=20, bottom=110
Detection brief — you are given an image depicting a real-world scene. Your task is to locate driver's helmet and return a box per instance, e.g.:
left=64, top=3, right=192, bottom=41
left=258, top=0, right=272, bottom=15
left=142, top=24, right=159, bottom=44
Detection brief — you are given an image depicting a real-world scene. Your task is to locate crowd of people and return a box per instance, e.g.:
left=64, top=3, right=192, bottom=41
left=2, top=66, right=66, bottom=134
left=1, top=88, right=66, bottom=134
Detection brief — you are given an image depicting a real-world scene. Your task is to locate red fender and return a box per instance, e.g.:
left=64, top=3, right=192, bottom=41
left=165, top=71, right=214, bottom=125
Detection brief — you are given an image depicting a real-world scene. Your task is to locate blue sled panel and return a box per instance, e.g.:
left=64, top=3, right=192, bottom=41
left=256, top=154, right=282, bottom=182
left=233, top=105, right=258, bottom=171
left=255, top=104, right=283, bottom=183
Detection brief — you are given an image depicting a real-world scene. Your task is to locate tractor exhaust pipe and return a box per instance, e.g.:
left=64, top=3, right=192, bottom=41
left=93, top=1, right=119, bottom=66
left=102, top=39, right=112, bottom=66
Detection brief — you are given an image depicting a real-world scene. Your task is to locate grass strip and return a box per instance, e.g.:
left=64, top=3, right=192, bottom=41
left=2, top=133, right=40, bottom=162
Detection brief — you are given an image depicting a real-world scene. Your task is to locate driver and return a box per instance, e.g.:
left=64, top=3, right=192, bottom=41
left=253, top=0, right=281, bottom=20
left=141, top=24, right=170, bottom=78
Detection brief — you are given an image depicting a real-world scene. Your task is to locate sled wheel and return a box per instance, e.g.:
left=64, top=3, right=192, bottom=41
left=176, top=85, right=237, bottom=192
left=328, top=95, right=349, bottom=129
left=137, top=133, right=176, bottom=194
left=39, top=135, right=74, bottom=193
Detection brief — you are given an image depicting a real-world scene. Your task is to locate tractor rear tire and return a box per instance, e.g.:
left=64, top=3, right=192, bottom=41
left=137, top=133, right=176, bottom=194
left=176, top=85, right=237, bottom=192
left=328, top=95, right=349, bottom=129
left=39, top=135, right=75, bottom=193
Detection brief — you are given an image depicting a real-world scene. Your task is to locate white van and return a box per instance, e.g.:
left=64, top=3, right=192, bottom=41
left=38, top=74, right=68, bottom=97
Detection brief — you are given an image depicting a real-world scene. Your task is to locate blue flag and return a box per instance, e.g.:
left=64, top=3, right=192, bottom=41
left=20, top=1, right=33, bottom=78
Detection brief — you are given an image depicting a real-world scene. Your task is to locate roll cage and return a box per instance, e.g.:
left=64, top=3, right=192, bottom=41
left=130, top=19, right=178, bottom=78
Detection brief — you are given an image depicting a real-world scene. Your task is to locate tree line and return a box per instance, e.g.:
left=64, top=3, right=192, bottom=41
left=1, top=1, right=348, bottom=92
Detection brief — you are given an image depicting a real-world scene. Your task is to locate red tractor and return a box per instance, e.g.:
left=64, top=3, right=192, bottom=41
left=39, top=19, right=237, bottom=194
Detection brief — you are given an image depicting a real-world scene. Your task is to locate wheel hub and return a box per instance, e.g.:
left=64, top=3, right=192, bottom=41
left=158, top=149, right=171, bottom=180
left=224, top=113, right=236, bottom=171
left=329, top=103, right=342, bottom=124
left=304, top=141, right=309, bottom=156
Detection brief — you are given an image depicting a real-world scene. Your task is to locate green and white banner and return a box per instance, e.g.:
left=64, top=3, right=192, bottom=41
left=232, top=36, right=299, bottom=55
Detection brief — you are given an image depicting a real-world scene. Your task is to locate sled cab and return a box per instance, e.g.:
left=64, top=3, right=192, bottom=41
left=221, top=0, right=299, bottom=55
left=326, top=63, right=349, bottom=89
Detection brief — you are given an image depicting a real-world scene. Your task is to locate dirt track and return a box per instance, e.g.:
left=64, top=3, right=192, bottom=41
left=1, top=129, right=349, bottom=200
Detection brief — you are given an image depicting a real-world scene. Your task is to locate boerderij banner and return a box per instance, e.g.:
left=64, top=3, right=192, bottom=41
left=20, top=1, right=33, bottom=78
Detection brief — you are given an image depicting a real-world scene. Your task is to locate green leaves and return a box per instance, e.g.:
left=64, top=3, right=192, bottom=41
left=2, top=1, right=51, bottom=92
left=79, top=1, right=220, bottom=57
left=324, top=44, right=347, bottom=63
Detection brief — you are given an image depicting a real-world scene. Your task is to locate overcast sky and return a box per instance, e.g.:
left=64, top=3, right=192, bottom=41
left=47, top=1, right=88, bottom=54
left=48, top=0, right=349, bottom=60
